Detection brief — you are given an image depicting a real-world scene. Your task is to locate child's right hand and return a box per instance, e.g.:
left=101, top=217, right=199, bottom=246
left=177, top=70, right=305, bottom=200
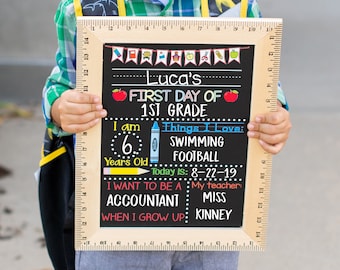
left=51, top=90, right=107, bottom=134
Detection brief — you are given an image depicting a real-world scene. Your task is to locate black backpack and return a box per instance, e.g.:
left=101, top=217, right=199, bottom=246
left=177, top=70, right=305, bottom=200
left=38, top=130, right=75, bottom=270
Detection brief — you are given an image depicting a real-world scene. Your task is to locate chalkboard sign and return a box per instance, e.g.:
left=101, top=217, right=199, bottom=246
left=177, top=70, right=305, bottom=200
left=75, top=17, right=282, bottom=251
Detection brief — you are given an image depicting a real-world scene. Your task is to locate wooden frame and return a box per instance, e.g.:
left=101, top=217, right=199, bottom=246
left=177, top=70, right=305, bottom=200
left=75, top=17, right=282, bottom=251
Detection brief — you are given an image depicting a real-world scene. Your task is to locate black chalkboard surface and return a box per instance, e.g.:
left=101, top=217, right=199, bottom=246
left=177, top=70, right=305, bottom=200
left=100, top=43, right=254, bottom=228
left=75, top=17, right=282, bottom=251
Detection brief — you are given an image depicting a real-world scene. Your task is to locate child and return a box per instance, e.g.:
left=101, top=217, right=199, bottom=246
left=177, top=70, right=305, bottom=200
left=40, top=1, right=291, bottom=269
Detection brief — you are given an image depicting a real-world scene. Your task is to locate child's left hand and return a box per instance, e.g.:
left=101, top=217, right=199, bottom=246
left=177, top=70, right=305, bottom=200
left=247, top=102, right=292, bottom=155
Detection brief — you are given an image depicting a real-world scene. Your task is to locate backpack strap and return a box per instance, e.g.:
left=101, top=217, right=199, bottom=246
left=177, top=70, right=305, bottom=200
left=117, top=0, right=126, bottom=16
left=240, top=0, right=248, bottom=18
left=201, top=0, right=210, bottom=17
left=74, top=0, right=83, bottom=17
left=73, top=0, right=126, bottom=17
left=201, top=0, right=248, bottom=18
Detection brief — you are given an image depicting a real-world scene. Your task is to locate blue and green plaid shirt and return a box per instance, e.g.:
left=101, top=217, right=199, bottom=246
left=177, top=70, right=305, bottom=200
left=43, top=0, right=286, bottom=136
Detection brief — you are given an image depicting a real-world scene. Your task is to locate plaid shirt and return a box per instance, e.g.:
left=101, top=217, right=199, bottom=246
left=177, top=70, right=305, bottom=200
left=43, top=0, right=285, bottom=136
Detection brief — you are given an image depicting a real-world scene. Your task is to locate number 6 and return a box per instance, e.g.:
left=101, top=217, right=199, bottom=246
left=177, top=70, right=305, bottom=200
left=122, top=135, right=133, bottom=155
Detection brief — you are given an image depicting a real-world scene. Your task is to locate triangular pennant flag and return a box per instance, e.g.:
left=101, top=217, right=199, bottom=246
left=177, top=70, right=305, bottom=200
left=170, top=50, right=182, bottom=66
left=140, top=48, right=153, bottom=65
left=155, top=50, right=169, bottom=66
left=228, top=48, right=241, bottom=63
left=110, top=46, right=124, bottom=63
left=214, top=49, right=226, bottom=65
left=199, top=49, right=211, bottom=65
left=184, top=50, right=196, bottom=66
left=126, top=48, right=139, bottom=64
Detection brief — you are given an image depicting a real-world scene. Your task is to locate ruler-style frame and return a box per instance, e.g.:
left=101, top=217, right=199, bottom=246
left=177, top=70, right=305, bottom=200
left=75, top=17, right=282, bottom=251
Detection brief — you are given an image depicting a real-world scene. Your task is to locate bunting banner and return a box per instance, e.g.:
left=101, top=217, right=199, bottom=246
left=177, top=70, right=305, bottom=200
left=199, top=49, right=212, bottom=66
left=105, top=45, right=248, bottom=66
left=184, top=50, right=197, bottom=66
left=109, top=46, right=124, bottom=63
left=140, top=48, right=153, bottom=65
left=228, top=48, right=241, bottom=64
left=126, top=48, right=139, bottom=64
left=214, top=49, right=226, bottom=65
left=170, top=50, right=183, bottom=66
left=155, top=49, right=169, bottom=66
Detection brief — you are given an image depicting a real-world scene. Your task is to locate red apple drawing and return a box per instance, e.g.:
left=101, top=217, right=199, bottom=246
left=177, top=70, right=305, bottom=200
left=224, top=90, right=239, bottom=103
left=112, top=89, right=127, bottom=102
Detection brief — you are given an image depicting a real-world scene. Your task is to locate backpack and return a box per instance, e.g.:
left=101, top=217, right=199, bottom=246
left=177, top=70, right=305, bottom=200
left=74, top=0, right=250, bottom=17
left=38, top=130, right=75, bottom=270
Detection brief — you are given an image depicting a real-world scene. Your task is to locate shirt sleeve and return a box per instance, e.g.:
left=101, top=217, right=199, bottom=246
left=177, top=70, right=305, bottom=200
left=42, top=0, right=77, bottom=136
left=247, top=0, right=262, bottom=18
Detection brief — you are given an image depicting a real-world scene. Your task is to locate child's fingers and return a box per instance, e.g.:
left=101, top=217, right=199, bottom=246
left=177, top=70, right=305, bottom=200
left=62, top=101, right=104, bottom=115
left=248, top=107, right=291, bottom=135
left=51, top=88, right=105, bottom=132
left=247, top=120, right=287, bottom=136
left=258, top=104, right=289, bottom=123
left=247, top=106, right=291, bottom=154
left=61, top=109, right=107, bottom=124
left=63, top=118, right=101, bottom=134
left=258, top=140, right=285, bottom=155
left=248, top=130, right=287, bottom=145
left=60, top=110, right=107, bottom=133
left=62, top=90, right=101, bottom=105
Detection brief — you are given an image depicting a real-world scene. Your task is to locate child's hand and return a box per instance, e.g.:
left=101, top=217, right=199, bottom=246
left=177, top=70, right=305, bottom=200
left=247, top=102, right=291, bottom=155
left=51, top=90, right=107, bottom=133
